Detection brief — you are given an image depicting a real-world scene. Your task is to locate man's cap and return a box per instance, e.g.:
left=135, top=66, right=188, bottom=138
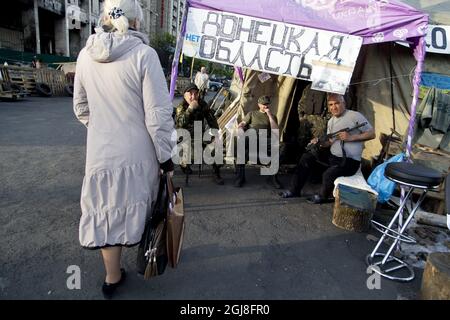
left=184, top=83, right=199, bottom=93
left=258, top=95, right=271, bottom=105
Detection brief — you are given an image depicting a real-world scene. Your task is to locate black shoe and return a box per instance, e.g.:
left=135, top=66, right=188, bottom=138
left=234, top=165, right=245, bottom=187
left=102, top=268, right=126, bottom=300
left=279, top=190, right=299, bottom=198
left=307, top=194, right=334, bottom=204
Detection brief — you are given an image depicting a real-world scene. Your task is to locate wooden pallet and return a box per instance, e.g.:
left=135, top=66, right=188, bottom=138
left=0, top=66, right=68, bottom=96
left=0, top=92, right=22, bottom=101
left=36, top=68, right=67, bottom=96
left=1, top=66, right=36, bottom=95
left=217, top=95, right=241, bottom=130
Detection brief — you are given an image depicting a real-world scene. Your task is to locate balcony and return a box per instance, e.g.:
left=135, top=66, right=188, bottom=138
left=67, top=5, right=89, bottom=24
left=79, top=9, right=89, bottom=24
left=38, top=0, right=64, bottom=15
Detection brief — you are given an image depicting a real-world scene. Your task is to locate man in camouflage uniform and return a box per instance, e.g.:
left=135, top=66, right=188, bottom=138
left=297, top=84, right=331, bottom=153
left=175, top=83, right=224, bottom=185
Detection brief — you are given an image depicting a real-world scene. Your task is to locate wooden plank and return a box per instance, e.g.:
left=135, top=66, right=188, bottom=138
left=218, top=105, right=237, bottom=129
left=416, top=209, right=448, bottom=228
left=36, top=68, right=67, bottom=96
left=2, top=66, right=36, bottom=95
left=217, top=95, right=240, bottom=128
left=1, top=66, right=68, bottom=96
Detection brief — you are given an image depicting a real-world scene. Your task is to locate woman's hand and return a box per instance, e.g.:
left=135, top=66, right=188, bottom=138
left=160, top=159, right=174, bottom=175
left=160, top=169, right=174, bottom=177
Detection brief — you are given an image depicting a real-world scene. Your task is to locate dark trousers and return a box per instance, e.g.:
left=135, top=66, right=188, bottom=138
left=199, top=88, right=207, bottom=100
left=181, top=141, right=222, bottom=172
left=233, top=134, right=273, bottom=164
left=289, top=151, right=360, bottom=198
left=233, top=134, right=275, bottom=176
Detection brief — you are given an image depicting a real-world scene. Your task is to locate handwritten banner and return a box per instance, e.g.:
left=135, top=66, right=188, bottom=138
left=183, top=7, right=363, bottom=94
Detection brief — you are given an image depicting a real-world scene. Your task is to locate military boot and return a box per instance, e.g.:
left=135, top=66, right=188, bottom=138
left=212, top=164, right=224, bottom=185
left=234, top=164, right=246, bottom=187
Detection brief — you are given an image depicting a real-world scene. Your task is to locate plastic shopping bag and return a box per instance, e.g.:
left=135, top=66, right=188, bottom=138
left=367, top=153, right=405, bottom=203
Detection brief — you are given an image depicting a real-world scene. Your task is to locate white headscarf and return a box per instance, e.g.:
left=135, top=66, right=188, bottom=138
left=101, top=0, right=144, bottom=34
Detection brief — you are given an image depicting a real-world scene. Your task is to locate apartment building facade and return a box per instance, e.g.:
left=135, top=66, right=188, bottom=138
left=0, top=0, right=185, bottom=60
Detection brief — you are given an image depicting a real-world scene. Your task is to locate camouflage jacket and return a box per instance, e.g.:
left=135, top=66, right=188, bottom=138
left=175, top=99, right=218, bottom=134
left=298, top=84, right=327, bottom=117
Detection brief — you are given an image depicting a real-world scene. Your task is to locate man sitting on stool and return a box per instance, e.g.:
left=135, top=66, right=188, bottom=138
left=234, top=95, right=282, bottom=188
left=175, top=83, right=224, bottom=185
left=279, top=93, right=375, bottom=203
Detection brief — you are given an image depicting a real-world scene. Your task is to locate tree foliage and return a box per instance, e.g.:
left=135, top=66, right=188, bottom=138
left=150, top=33, right=176, bottom=74
left=180, top=56, right=234, bottom=79
left=150, top=32, right=176, bottom=52
left=150, top=32, right=233, bottom=79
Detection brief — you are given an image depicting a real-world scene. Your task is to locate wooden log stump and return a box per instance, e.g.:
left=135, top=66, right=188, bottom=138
left=421, top=252, right=450, bottom=300
left=332, top=185, right=376, bottom=232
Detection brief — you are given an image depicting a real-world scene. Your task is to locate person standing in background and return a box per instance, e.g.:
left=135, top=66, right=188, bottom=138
left=194, top=66, right=209, bottom=100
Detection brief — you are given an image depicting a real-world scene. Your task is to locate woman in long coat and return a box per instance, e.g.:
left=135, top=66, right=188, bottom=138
left=73, top=0, right=175, bottom=298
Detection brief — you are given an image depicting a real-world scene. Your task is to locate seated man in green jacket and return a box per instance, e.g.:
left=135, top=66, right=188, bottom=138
left=175, top=83, right=224, bottom=185
left=234, top=95, right=281, bottom=188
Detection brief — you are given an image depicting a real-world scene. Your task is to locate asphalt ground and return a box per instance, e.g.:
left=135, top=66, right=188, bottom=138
left=0, top=96, right=422, bottom=300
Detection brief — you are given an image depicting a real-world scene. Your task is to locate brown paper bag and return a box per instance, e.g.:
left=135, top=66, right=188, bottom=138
left=166, top=182, right=185, bottom=268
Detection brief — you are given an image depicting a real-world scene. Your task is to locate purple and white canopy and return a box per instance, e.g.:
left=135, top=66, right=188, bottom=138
left=170, top=0, right=429, bottom=158
left=188, top=0, right=428, bottom=44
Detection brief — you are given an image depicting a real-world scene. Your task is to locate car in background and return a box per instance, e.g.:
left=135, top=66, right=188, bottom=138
left=208, top=80, right=223, bottom=91
left=210, top=74, right=231, bottom=87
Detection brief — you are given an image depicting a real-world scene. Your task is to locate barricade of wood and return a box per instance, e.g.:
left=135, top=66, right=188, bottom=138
left=217, top=95, right=241, bottom=131
left=0, top=81, right=22, bottom=100
left=36, top=68, right=67, bottom=96
left=0, top=66, right=68, bottom=96
left=1, top=66, right=36, bottom=95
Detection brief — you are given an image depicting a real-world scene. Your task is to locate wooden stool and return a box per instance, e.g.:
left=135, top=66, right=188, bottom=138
left=421, top=252, right=450, bottom=300
left=333, top=184, right=376, bottom=232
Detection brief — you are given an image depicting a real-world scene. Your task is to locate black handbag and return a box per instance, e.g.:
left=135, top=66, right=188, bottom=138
left=137, top=174, right=169, bottom=278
